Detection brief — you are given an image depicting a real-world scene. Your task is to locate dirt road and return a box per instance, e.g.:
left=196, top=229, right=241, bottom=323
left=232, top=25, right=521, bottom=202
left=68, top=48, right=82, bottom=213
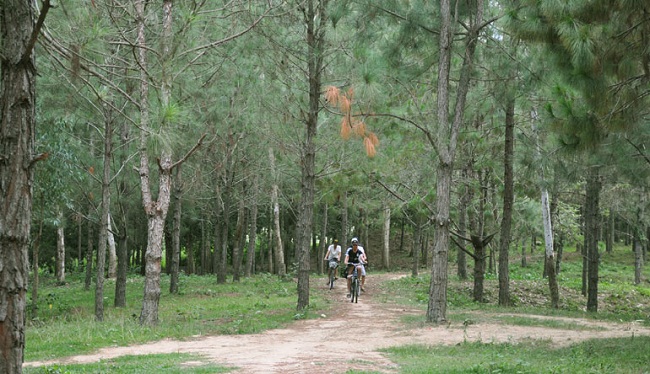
left=25, top=273, right=650, bottom=373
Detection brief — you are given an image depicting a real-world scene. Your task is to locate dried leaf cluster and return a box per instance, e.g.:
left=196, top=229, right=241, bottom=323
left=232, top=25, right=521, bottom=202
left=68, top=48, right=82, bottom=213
left=325, top=85, right=379, bottom=157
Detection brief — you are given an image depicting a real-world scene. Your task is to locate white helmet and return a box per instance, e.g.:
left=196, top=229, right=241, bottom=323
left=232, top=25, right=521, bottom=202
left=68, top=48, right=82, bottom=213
left=351, top=237, right=359, bottom=244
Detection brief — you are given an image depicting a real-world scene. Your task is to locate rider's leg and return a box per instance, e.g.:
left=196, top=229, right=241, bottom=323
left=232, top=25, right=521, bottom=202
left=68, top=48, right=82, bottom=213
left=360, top=265, right=366, bottom=290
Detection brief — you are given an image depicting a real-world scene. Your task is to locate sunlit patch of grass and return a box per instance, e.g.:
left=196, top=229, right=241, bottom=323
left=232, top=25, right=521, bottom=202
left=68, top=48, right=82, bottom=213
left=26, top=272, right=325, bottom=362
left=24, top=353, right=233, bottom=374
left=382, top=336, right=650, bottom=373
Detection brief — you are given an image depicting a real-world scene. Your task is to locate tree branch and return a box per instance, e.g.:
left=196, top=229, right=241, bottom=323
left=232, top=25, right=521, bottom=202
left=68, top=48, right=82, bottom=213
left=22, top=0, right=52, bottom=63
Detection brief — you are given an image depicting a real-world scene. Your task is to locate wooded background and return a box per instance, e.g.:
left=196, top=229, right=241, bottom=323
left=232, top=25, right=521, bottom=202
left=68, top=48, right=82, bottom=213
left=17, top=0, right=650, bottom=327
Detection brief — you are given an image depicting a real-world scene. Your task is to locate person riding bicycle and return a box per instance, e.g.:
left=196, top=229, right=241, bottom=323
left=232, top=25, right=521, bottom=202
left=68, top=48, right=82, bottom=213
left=344, top=237, right=367, bottom=297
left=323, top=239, right=341, bottom=286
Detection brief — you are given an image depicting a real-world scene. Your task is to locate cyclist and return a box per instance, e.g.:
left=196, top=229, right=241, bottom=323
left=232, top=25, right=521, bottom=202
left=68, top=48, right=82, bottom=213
left=323, top=239, right=342, bottom=286
left=344, top=237, right=367, bottom=297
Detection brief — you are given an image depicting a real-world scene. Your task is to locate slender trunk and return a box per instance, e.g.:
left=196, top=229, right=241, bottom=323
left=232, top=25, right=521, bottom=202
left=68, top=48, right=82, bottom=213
left=318, top=204, right=328, bottom=275
left=457, top=169, right=469, bottom=279
left=412, top=224, right=421, bottom=277
left=56, top=211, right=66, bottom=283
left=521, top=236, right=527, bottom=267
left=269, top=148, right=286, bottom=276
left=606, top=208, right=614, bottom=253
left=95, top=101, right=113, bottom=321
left=232, top=191, right=246, bottom=282
left=341, top=191, right=348, bottom=244
left=114, top=234, right=128, bottom=307
left=383, top=206, right=391, bottom=269
left=531, top=108, right=559, bottom=308
left=245, top=175, right=259, bottom=277
left=170, top=165, right=182, bottom=294
left=585, top=167, right=601, bottom=312
left=84, top=201, right=94, bottom=291
left=498, top=98, right=515, bottom=306
left=427, top=0, right=482, bottom=324
left=107, top=213, right=117, bottom=278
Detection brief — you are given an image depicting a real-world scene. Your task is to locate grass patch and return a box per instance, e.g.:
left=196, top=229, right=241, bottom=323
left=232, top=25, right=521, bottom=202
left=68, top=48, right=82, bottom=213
left=24, top=353, right=232, bottom=374
left=26, top=273, right=325, bottom=362
left=382, top=336, right=650, bottom=373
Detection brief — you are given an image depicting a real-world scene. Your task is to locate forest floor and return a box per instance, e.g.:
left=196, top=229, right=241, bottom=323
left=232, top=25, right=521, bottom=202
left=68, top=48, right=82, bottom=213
left=25, top=273, right=650, bottom=373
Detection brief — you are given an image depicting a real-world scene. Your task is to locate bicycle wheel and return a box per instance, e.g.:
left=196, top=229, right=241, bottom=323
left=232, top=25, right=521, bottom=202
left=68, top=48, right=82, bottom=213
left=351, top=277, right=358, bottom=303
left=329, top=269, right=335, bottom=290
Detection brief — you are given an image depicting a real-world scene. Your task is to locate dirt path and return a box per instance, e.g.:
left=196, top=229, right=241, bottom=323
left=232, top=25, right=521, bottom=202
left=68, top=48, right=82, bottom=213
left=25, top=273, right=650, bottom=373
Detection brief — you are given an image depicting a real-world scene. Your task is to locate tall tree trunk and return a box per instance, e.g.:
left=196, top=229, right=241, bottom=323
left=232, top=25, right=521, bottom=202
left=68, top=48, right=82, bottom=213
left=520, top=236, right=527, bottom=267
left=296, top=0, right=327, bottom=311
left=56, top=211, right=66, bottom=283
left=114, top=234, right=128, bottom=308
left=31, top=202, right=44, bottom=318
left=427, top=0, right=482, bottom=324
left=84, top=200, right=94, bottom=291
left=412, top=224, right=421, bottom=277
left=0, top=0, right=43, bottom=367
left=531, top=108, right=559, bottom=308
left=269, top=148, right=286, bottom=276
left=382, top=206, right=391, bottom=269
left=137, top=0, right=174, bottom=326
left=318, top=204, right=328, bottom=275
left=232, top=191, right=246, bottom=282
left=245, top=175, right=259, bottom=277
left=585, top=167, right=601, bottom=312
left=170, top=165, right=182, bottom=294
left=95, top=100, right=114, bottom=321
left=107, top=213, right=117, bottom=278
left=498, top=98, right=515, bottom=306
left=457, top=168, right=469, bottom=279
left=341, top=191, right=348, bottom=244
left=606, top=207, right=614, bottom=253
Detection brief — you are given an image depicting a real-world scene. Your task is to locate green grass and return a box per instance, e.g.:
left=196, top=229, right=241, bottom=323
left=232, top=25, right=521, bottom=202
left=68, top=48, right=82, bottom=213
left=27, top=272, right=326, bottom=362
left=23, top=353, right=232, bottom=374
left=381, top=336, right=650, bottom=373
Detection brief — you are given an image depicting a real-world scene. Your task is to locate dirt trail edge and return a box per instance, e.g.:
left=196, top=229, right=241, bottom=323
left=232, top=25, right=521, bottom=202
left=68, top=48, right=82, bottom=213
left=25, top=273, right=650, bottom=373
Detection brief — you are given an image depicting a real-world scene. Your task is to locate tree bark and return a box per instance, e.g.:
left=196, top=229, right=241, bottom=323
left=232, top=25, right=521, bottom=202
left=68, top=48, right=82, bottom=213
left=427, top=0, right=482, bottom=324
left=56, top=211, right=66, bottom=283
left=498, top=98, right=515, bottom=306
left=137, top=0, right=174, bottom=326
left=382, top=206, right=391, bottom=269
left=107, top=213, right=117, bottom=278
left=269, top=147, right=286, bottom=276
left=318, top=204, right=328, bottom=275
left=245, top=175, right=259, bottom=277
left=0, top=0, right=39, bottom=369
left=585, top=167, right=601, bottom=312
left=170, top=165, right=182, bottom=294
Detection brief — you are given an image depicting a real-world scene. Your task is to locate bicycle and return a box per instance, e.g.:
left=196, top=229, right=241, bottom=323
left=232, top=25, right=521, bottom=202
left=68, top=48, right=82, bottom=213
left=325, top=259, right=339, bottom=290
left=347, top=262, right=364, bottom=303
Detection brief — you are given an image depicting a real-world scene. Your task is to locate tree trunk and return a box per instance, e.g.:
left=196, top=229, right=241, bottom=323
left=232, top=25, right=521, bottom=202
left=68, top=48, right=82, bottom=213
left=107, top=213, right=117, bottom=278
left=520, top=236, right=527, bottom=267
left=32, top=206, right=44, bottom=318
left=245, top=175, right=259, bottom=277
left=95, top=97, right=114, bottom=321
left=84, top=200, right=94, bottom=291
left=341, top=191, right=348, bottom=244
left=318, top=204, right=328, bottom=275
left=498, top=98, right=515, bottom=306
left=170, top=165, right=182, bottom=294
left=457, top=168, right=470, bottom=279
left=232, top=191, right=246, bottom=282
left=56, top=211, right=66, bottom=283
left=382, top=206, right=391, bottom=269
left=114, top=234, right=128, bottom=308
left=0, top=0, right=38, bottom=368
left=427, top=0, right=482, bottom=324
left=412, top=224, right=421, bottom=277
left=296, top=0, right=326, bottom=311
left=585, top=167, right=601, bottom=312
left=606, top=208, right=614, bottom=253
left=137, top=0, right=174, bottom=326
left=269, top=148, right=286, bottom=276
